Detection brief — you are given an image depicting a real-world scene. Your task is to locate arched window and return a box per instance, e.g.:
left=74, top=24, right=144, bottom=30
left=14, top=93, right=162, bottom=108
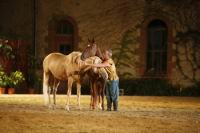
left=56, top=20, right=74, bottom=34
left=146, top=19, right=168, bottom=76
left=48, top=17, right=77, bottom=55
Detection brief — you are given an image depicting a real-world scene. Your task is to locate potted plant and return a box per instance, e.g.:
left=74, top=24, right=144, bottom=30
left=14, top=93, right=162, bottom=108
left=7, top=70, right=25, bottom=94
left=0, top=39, right=15, bottom=73
left=0, top=67, right=8, bottom=94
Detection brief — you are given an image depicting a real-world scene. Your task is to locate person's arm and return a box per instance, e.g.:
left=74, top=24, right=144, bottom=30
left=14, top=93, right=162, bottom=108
left=86, top=61, right=111, bottom=68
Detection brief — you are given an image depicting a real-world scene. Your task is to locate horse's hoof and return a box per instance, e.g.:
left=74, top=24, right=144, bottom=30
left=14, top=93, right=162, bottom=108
left=52, top=105, right=56, bottom=110
left=92, top=107, right=96, bottom=111
left=89, top=107, right=93, bottom=111
left=65, top=106, right=70, bottom=111
left=98, top=105, right=102, bottom=110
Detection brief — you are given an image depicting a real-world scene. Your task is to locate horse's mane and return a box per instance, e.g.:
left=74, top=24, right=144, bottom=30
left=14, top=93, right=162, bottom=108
left=68, top=52, right=82, bottom=65
left=68, top=51, right=102, bottom=66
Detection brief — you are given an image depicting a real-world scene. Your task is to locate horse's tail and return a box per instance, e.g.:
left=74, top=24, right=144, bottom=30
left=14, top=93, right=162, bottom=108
left=43, top=68, right=49, bottom=105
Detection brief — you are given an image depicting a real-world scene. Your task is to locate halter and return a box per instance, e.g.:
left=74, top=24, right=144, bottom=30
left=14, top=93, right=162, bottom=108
left=80, top=53, right=85, bottom=61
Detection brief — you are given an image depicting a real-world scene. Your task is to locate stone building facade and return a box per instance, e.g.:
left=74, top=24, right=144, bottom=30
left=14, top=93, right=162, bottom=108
left=0, top=0, right=200, bottom=89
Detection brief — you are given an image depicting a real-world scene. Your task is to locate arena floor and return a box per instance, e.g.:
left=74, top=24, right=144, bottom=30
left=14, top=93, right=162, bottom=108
left=0, top=95, right=200, bottom=133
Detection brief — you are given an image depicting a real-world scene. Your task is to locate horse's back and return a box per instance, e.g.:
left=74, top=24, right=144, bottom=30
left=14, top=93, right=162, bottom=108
left=43, top=52, right=82, bottom=79
left=43, top=53, right=66, bottom=71
left=44, top=52, right=65, bottom=61
left=43, top=52, right=81, bottom=65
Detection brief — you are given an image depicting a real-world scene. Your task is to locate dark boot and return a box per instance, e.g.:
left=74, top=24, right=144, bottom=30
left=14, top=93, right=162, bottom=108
left=113, top=101, right=118, bottom=111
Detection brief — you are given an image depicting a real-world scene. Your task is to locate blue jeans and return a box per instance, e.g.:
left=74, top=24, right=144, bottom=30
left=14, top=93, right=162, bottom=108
left=106, top=80, right=119, bottom=110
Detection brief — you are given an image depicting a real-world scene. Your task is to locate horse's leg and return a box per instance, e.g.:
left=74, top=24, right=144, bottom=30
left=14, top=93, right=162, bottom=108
left=99, top=92, right=102, bottom=110
left=96, top=82, right=102, bottom=109
left=98, top=94, right=101, bottom=110
left=76, top=82, right=81, bottom=110
left=43, top=71, right=49, bottom=106
left=93, top=82, right=98, bottom=110
left=65, top=77, right=73, bottom=111
left=48, top=85, right=52, bottom=109
left=90, top=80, right=94, bottom=110
left=91, top=82, right=96, bottom=110
left=48, top=76, right=53, bottom=109
left=53, top=79, right=60, bottom=109
left=52, top=79, right=56, bottom=107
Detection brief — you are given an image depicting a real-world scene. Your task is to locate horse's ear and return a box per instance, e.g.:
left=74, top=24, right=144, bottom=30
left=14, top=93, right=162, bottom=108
left=92, top=38, right=95, bottom=43
left=88, top=38, right=91, bottom=43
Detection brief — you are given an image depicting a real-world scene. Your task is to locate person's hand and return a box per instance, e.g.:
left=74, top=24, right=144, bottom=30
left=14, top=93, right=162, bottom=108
left=84, top=62, right=90, bottom=66
left=78, top=60, right=84, bottom=68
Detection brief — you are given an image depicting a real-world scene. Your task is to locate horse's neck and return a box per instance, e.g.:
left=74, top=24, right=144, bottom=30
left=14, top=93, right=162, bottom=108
left=96, top=47, right=104, bottom=60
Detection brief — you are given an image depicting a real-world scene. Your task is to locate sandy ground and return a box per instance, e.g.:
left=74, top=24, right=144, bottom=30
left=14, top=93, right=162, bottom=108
left=0, top=95, right=200, bottom=133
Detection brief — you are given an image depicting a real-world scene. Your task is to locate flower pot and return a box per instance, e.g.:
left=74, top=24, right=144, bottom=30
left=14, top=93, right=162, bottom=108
left=28, top=88, right=35, bottom=94
left=8, top=88, right=15, bottom=94
left=0, top=87, right=6, bottom=94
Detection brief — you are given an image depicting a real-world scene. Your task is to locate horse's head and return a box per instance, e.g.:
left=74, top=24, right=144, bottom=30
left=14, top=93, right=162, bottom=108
left=80, top=56, right=108, bottom=80
left=81, top=38, right=103, bottom=60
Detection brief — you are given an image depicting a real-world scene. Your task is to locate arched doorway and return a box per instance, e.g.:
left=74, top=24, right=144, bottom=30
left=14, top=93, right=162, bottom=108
left=146, top=19, right=168, bottom=76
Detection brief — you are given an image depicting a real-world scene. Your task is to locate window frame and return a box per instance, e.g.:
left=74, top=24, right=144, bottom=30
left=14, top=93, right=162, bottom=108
left=139, top=16, right=173, bottom=79
left=146, top=20, right=168, bottom=77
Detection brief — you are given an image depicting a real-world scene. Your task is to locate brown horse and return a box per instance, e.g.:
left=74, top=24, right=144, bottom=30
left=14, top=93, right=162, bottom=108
left=88, top=71, right=106, bottom=110
left=81, top=38, right=104, bottom=61
left=81, top=39, right=107, bottom=110
left=43, top=51, right=107, bottom=111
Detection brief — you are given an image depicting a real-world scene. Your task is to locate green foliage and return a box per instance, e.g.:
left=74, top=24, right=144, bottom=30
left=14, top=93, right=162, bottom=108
left=120, top=79, right=200, bottom=96
left=0, top=67, right=8, bottom=88
left=113, top=28, right=139, bottom=78
left=113, top=29, right=136, bottom=67
left=120, top=79, right=178, bottom=96
left=7, top=71, right=25, bottom=88
left=0, top=40, right=15, bottom=59
left=180, top=82, right=200, bottom=96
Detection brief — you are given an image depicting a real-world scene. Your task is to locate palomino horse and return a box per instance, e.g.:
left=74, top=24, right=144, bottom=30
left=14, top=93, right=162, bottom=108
left=43, top=51, right=108, bottom=111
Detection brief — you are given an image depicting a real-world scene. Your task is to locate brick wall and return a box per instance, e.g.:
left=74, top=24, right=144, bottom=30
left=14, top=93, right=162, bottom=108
left=1, top=0, right=200, bottom=88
